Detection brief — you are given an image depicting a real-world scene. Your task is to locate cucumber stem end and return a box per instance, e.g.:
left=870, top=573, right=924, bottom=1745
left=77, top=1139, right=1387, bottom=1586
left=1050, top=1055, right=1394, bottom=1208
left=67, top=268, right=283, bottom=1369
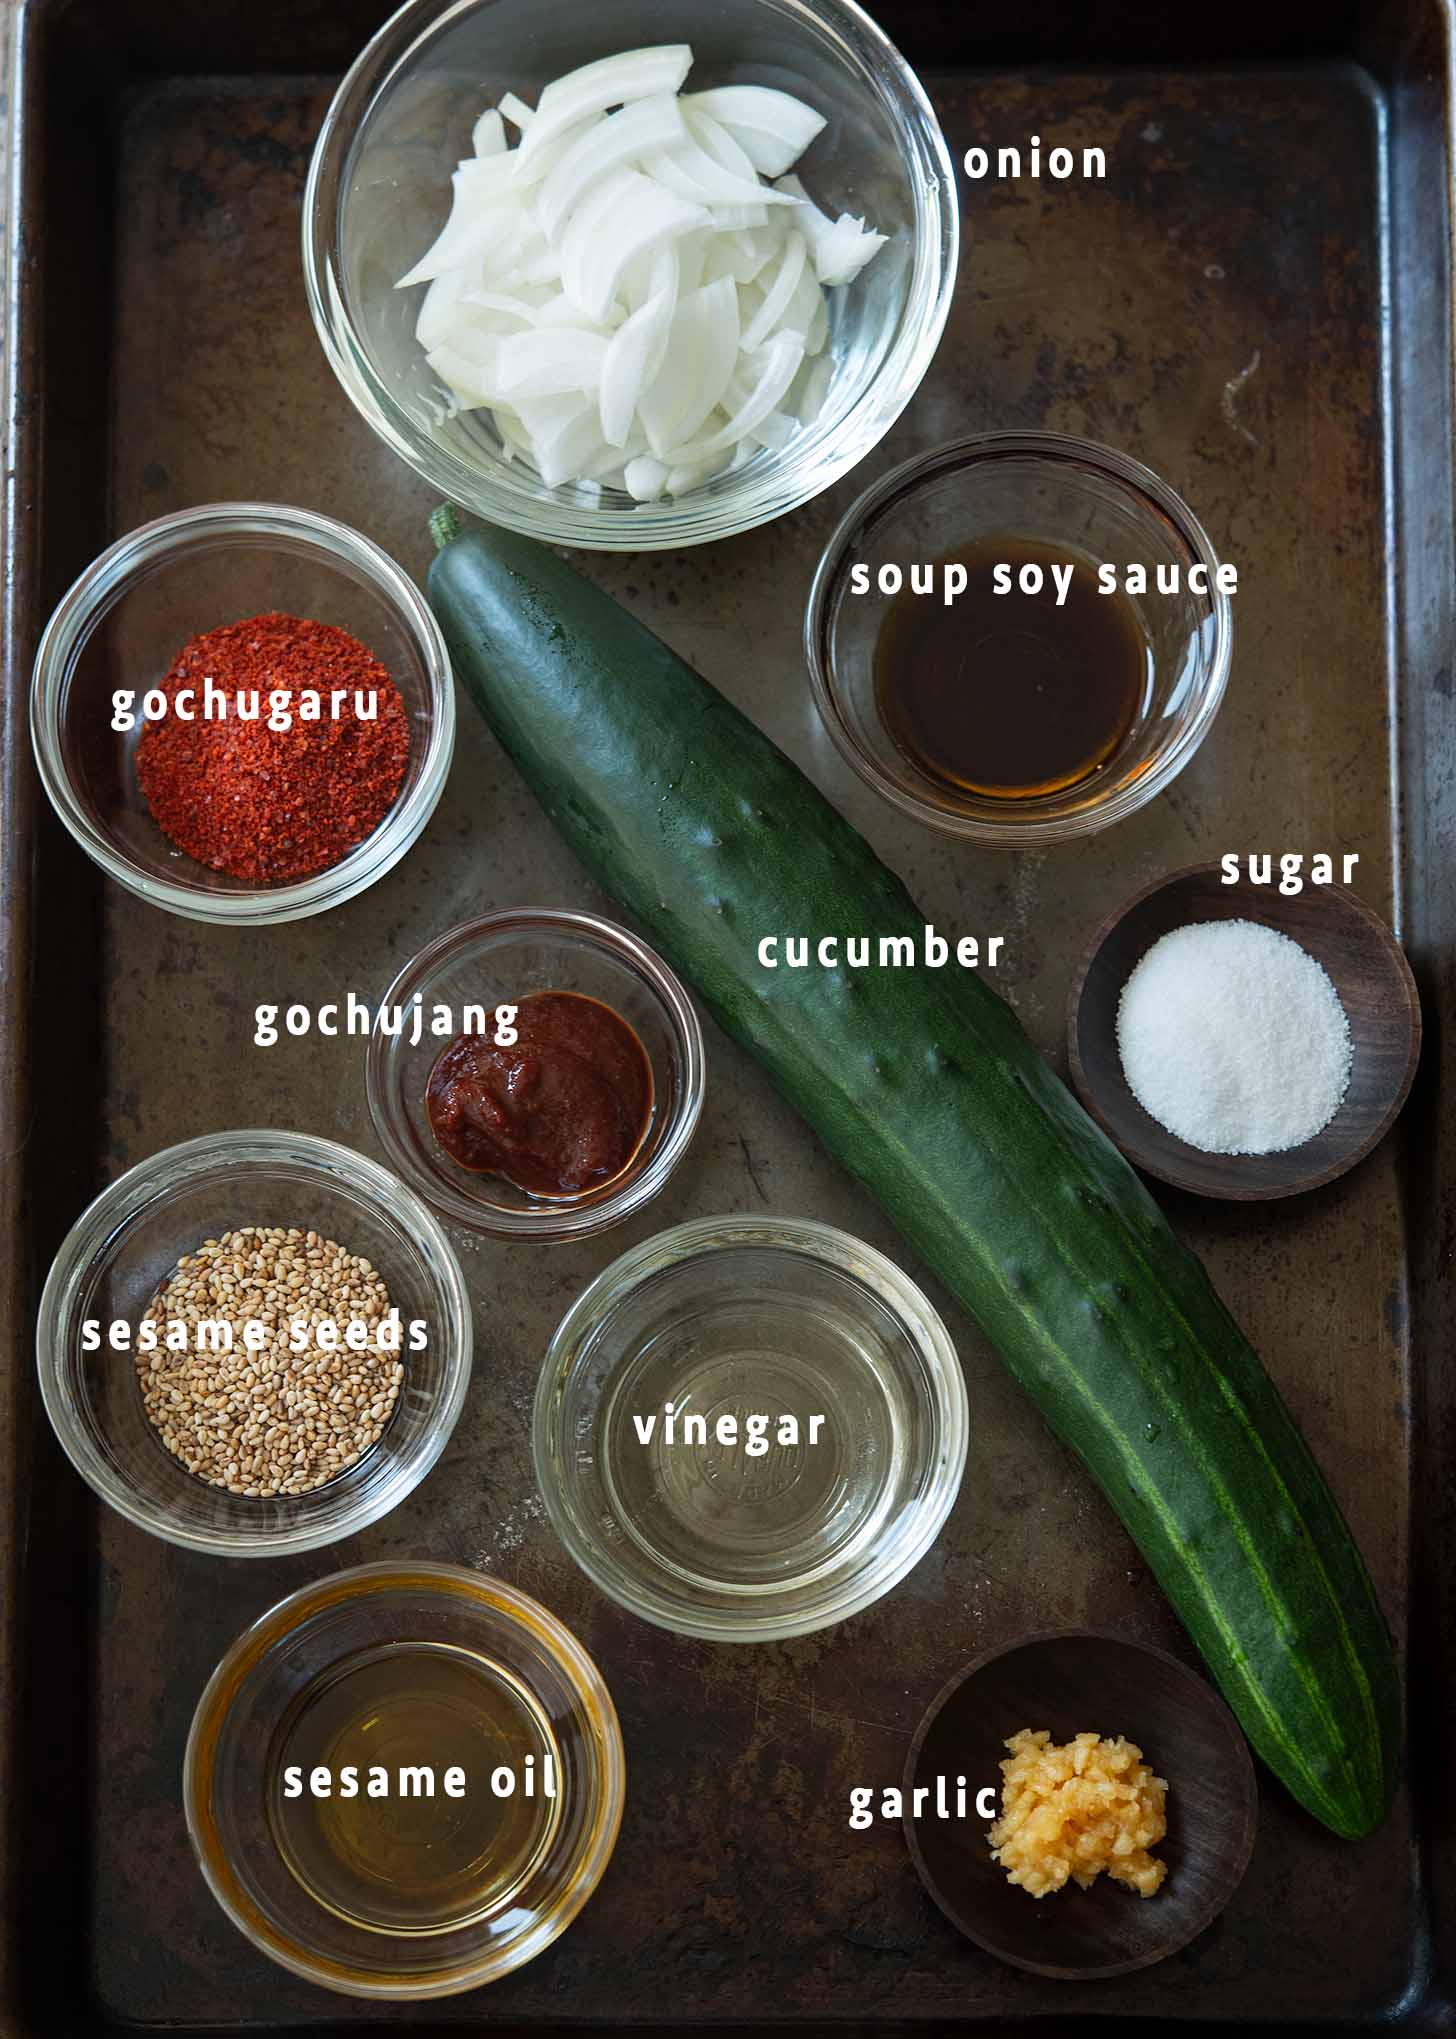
left=430, top=503, right=464, bottom=553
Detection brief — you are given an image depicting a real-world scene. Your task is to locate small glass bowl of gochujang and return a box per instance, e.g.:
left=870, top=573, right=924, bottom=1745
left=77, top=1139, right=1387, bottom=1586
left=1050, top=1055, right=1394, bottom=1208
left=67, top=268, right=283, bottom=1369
left=367, top=910, right=706, bottom=1241
left=29, top=502, right=454, bottom=924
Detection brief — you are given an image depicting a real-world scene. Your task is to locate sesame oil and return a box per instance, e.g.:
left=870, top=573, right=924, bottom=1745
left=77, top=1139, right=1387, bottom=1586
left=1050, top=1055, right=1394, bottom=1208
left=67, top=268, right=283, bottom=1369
left=267, top=1641, right=562, bottom=1935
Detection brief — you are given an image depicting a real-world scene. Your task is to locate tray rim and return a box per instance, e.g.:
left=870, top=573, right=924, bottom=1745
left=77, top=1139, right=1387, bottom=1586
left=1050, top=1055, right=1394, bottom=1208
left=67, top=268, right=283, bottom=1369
left=1, top=0, right=1455, bottom=2032
left=0, top=2, right=47, bottom=2035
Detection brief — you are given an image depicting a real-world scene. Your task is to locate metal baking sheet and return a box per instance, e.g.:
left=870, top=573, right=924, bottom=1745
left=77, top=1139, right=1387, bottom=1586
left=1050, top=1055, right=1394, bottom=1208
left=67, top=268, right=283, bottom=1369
left=1, top=0, right=1452, bottom=2029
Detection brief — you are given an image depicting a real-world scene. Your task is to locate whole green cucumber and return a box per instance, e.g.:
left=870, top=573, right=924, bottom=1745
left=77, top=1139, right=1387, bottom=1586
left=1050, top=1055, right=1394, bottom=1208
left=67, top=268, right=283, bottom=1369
left=428, top=507, right=1399, bottom=1838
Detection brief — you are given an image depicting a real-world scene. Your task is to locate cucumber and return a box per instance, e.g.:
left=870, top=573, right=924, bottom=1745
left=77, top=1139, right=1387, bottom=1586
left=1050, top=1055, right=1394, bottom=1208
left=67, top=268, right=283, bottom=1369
left=427, top=507, right=1399, bottom=1839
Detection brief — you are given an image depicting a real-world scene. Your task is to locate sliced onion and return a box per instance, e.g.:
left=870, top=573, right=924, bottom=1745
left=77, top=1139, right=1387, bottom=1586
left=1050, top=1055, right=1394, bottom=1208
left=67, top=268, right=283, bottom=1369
left=508, top=396, right=609, bottom=486
left=625, top=454, right=670, bottom=500
left=771, top=258, right=823, bottom=346
left=813, top=213, right=887, bottom=286
left=685, top=107, right=775, bottom=186
left=638, top=275, right=739, bottom=455
left=461, top=287, right=551, bottom=327
left=747, top=407, right=796, bottom=450
left=620, top=238, right=680, bottom=315
left=397, top=163, right=517, bottom=286
left=585, top=435, right=650, bottom=483
left=707, top=202, right=768, bottom=231
left=506, top=327, right=611, bottom=396
left=644, top=138, right=794, bottom=209
left=740, top=228, right=806, bottom=349
left=774, top=173, right=887, bottom=285
left=674, top=230, right=711, bottom=296
left=665, top=453, right=729, bottom=494
left=666, top=329, right=804, bottom=463
left=599, top=282, right=676, bottom=445
left=417, top=266, right=481, bottom=349
left=794, top=351, right=834, bottom=423
left=739, top=224, right=785, bottom=279
left=448, top=211, right=541, bottom=292
left=772, top=173, right=830, bottom=249
left=473, top=108, right=506, bottom=157
left=458, top=327, right=610, bottom=401
left=805, top=290, right=829, bottom=355
left=537, top=94, right=686, bottom=240
left=440, top=321, right=529, bottom=374
left=559, top=168, right=707, bottom=322
left=701, top=238, right=746, bottom=285
left=702, top=232, right=766, bottom=284
left=425, top=343, right=500, bottom=407
left=515, top=243, right=562, bottom=286
left=515, top=46, right=693, bottom=174
left=683, top=86, right=825, bottom=176
left=403, top=44, right=883, bottom=497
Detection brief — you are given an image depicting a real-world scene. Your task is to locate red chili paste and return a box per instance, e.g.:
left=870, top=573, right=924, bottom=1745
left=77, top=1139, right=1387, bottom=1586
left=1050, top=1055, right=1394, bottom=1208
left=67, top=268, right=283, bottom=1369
left=427, top=992, right=653, bottom=1197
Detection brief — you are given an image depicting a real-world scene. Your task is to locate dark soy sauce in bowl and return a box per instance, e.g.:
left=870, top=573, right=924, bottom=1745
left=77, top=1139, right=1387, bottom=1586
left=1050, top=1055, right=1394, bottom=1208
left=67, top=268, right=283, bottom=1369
left=874, top=537, right=1150, bottom=799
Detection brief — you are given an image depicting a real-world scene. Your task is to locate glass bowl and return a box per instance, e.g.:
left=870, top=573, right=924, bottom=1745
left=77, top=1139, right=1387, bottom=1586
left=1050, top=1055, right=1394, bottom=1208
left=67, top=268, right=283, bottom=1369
left=534, top=1215, right=968, bottom=1640
left=302, top=0, right=958, bottom=551
left=35, top=1131, right=472, bottom=1557
left=184, top=1562, right=625, bottom=1998
left=366, top=909, right=706, bottom=1239
left=805, top=432, right=1233, bottom=844
left=29, top=503, right=455, bottom=923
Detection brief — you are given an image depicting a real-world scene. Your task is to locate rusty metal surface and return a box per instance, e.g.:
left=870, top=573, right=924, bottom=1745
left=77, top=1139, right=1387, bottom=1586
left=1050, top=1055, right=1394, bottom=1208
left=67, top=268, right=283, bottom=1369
left=3, top=1, right=1454, bottom=2031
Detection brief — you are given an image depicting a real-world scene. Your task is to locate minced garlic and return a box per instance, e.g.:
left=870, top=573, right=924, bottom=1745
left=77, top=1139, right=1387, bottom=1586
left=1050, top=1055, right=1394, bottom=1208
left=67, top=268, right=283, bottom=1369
left=987, top=1729, right=1168, bottom=1898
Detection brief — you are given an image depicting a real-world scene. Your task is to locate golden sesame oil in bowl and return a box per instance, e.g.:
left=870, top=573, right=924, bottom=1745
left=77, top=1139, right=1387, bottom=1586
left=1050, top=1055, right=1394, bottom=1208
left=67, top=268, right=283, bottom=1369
left=184, top=1563, right=624, bottom=1998
left=267, top=1640, right=563, bottom=1935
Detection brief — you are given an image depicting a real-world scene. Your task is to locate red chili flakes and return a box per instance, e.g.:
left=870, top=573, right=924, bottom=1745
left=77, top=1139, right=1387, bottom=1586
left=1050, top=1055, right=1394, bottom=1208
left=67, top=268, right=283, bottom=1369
left=135, top=612, right=411, bottom=884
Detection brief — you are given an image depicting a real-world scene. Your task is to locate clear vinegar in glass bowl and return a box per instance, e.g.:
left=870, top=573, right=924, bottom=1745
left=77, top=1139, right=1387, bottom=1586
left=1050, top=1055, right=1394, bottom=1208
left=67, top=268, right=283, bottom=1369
left=535, top=1216, right=969, bottom=1642
left=598, top=1273, right=911, bottom=1590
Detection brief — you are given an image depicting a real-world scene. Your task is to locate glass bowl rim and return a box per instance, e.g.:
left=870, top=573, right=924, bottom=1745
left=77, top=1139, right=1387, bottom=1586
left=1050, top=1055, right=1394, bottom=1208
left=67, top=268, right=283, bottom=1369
left=300, top=0, right=960, bottom=553
left=35, top=1127, right=474, bottom=1557
left=533, top=1211, right=969, bottom=1640
left=803, top=429, right=1235, bottom=845
left=181, top=1559, right=627, bottom=1999
left=365, top=907, right=707, bottom=1240
left=28, top=500, right=456, bottom=925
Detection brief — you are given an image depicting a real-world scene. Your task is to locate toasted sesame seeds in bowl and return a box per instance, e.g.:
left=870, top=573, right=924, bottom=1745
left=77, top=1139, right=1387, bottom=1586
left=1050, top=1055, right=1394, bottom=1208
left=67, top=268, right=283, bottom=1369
left=35, top=1131, right=472, bottom=1557
left=137, top=1226, right=408, bottom=1501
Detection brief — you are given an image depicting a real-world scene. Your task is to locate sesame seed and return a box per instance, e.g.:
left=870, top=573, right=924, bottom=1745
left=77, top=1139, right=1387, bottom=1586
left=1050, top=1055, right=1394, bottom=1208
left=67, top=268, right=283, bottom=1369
left=135, top=1225, right=406, bottom=1497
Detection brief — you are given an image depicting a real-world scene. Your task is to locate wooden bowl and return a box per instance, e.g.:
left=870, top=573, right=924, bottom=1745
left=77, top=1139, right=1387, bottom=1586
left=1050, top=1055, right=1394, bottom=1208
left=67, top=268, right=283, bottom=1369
left=904, top=1630, right=1257, bottom=1981
left=1066, top=864, right=1421, bottom=1200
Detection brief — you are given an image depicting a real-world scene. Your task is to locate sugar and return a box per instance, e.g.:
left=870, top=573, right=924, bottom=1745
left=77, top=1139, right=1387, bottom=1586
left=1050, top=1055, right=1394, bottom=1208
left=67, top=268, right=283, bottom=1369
left=1115, top=919, right=1352, bottom=1156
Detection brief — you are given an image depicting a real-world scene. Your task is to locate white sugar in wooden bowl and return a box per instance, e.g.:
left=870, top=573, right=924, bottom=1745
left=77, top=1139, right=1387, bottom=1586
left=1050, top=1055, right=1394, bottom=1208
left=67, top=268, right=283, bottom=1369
left=1066, top=864, right=1421, bottom=1201
left=1115, top=920, right=1352, bottom=1156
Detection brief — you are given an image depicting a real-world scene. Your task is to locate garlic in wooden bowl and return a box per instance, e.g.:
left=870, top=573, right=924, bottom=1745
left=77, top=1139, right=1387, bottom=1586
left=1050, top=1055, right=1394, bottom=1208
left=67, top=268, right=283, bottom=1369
left=988, top=1729, right=1169, bottom=1900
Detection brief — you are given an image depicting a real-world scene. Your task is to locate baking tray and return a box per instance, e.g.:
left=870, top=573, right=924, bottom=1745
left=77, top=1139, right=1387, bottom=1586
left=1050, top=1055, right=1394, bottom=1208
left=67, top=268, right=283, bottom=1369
left=1, top=0, right=1453, bottom=2031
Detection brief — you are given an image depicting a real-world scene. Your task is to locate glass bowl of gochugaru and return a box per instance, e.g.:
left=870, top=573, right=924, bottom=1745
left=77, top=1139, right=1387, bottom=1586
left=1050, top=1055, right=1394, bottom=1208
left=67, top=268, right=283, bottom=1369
left=29, top=503, right=455, bottom=923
